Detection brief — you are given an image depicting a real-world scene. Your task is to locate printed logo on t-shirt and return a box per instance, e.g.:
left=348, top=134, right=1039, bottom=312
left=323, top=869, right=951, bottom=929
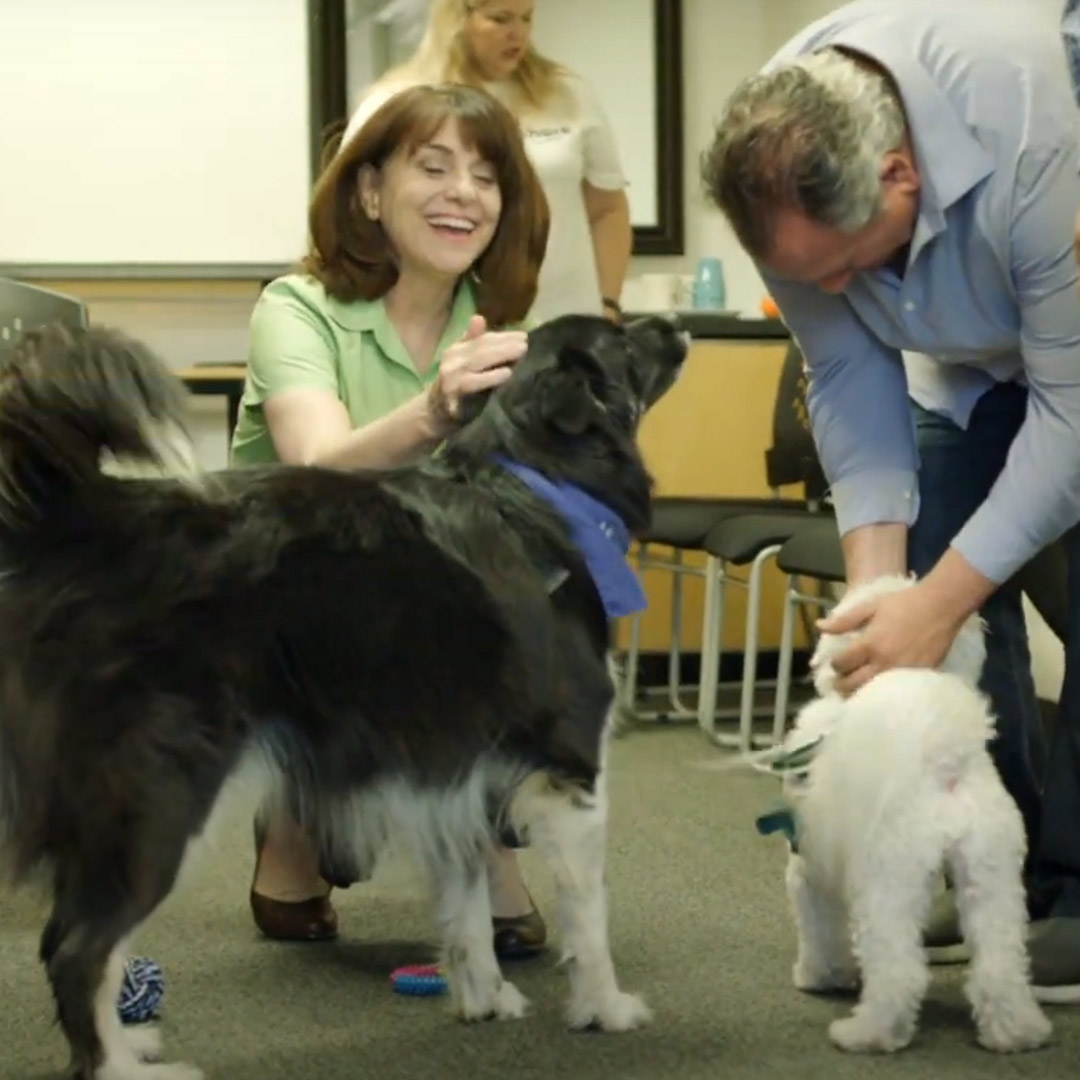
left=522, top=125, right=572, bottom=140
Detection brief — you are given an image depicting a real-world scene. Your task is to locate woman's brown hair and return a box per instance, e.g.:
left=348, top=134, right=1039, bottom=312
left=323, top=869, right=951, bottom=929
left=302, top=84, right=549, bottom=328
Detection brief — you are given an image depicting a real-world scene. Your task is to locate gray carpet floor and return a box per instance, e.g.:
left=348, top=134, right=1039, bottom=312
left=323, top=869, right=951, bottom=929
left=3, top=723, right=1079, bottom=1079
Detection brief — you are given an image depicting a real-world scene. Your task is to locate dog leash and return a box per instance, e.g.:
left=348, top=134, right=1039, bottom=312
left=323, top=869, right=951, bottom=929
left=752, top=734, right=826, bottom=854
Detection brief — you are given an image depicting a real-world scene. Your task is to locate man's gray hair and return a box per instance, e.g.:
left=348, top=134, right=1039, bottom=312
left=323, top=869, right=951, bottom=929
left=700, top=48, right=906, bottom=258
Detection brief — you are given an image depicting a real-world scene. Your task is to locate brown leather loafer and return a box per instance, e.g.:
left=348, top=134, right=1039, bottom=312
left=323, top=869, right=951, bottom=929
left=492, top=905, right=546, bottom=959
left=249, top=888, right=339, bottom=942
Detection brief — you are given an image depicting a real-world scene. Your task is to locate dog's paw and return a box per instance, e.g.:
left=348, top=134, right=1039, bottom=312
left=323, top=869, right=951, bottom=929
left=828, top=1015, right=911, bottom=1054
left=122, top=1025, right=163, bottom=1063
left=976, top=1003, right=1053, bottom=1053
left=567, top=990, right=652, bottom=1033
left=97, top=1061, right=204, bottom=1080
left=793, top=961, right=860, bottom=995
left=139, top=1067, right=205, bottom=1080
left=491, top=980, right=530, bottom=1021
left=453, top=978, right=530, bottom=1023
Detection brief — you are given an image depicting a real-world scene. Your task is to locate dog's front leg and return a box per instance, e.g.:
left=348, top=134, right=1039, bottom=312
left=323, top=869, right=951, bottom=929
left=786, top=852, right=858, bottom=994
left=431, top=858, right=530, bottom=1023
left=516, top=777, right=651, bottom=1033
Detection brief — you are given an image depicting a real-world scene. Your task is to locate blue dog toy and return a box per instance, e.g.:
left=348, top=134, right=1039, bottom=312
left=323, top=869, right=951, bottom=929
left=117, top=957, right=166, bottom=1024
left=390, top=963, right=447, bottom=997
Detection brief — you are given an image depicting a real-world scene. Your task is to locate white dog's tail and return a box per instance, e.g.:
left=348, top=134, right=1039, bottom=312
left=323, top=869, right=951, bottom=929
left=801, top=670, right=996, bottom=882
left=915, top=678, right=997, bottom=789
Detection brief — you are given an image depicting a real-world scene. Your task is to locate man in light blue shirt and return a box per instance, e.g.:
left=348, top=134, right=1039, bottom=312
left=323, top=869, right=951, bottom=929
left=1064, top=0, right=1080, bottom=107
left=702, top=0, right=1080, bottom=998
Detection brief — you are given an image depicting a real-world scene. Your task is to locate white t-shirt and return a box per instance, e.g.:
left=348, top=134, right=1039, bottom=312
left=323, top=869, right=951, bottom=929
left=340, top=73, right=627, bottom=324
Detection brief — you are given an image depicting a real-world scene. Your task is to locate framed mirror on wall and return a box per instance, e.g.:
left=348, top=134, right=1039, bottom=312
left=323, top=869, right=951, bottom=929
left=308, top=0, right=684, bottom=255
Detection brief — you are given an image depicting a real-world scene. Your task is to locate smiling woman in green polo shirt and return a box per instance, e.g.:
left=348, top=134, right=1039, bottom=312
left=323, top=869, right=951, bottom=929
left=232, top=83, right=551, bottom=958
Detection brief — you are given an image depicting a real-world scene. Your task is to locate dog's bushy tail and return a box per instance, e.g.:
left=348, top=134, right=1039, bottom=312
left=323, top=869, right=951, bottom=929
left=0, top=323, right=198, bottom=539
left=803, top=670, right=995, bottom=883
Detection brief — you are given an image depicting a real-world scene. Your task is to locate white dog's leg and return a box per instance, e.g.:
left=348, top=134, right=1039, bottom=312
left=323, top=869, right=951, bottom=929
left=828, top=853, right=934, bottom=1054
left=431, top=859, right=529, bottom=1022
left=951, top=801, right=1052, bottom=1053
left=786, top=853, right=858, bottom=994
left=514, top=775, right=650, bottom=1033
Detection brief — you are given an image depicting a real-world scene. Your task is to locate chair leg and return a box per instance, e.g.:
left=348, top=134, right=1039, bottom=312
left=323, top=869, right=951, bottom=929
left=666, top=550, right=693, bottom=714
left=622, top=609, right=643, bottom=713
left=697, top=554, right=725, bottom=737
left=771, top=573, right=799, bottom=738
left=737, top=543, right=781, bottom=753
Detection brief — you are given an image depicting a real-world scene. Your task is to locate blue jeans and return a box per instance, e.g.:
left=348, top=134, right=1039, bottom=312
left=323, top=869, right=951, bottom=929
left=910, top=382, right=1080, bottom=918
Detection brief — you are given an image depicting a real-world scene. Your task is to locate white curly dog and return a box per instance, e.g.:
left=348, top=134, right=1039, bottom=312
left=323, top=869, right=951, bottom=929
left=772, top=574, right=1052, bottom=1054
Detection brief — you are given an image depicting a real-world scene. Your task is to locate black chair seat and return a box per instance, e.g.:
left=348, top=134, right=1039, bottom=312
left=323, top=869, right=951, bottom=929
left=703, top=508, right=827, bottom=566
left=776, top=516, right=845, bottom=582
left=643, top=496, right=807, bottom=550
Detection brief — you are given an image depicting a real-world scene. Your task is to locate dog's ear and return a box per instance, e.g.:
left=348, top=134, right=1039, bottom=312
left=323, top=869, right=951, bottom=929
left=538, top=345, right=605, bottom=435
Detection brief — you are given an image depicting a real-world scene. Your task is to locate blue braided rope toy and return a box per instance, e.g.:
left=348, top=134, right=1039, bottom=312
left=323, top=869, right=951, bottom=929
left=117, top=957, right=166, bottom=1024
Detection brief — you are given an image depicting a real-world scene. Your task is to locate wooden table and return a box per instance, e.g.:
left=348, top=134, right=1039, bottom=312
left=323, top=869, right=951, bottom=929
left=176, top=364, right=246, bottom=434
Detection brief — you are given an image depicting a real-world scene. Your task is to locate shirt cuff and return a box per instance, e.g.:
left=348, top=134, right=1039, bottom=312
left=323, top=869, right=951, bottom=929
left=829, top=469, right=920, bottom=536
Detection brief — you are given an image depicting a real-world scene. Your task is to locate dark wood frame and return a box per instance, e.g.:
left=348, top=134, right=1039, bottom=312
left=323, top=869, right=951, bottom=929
left=307, top=0, right=684, bottom=256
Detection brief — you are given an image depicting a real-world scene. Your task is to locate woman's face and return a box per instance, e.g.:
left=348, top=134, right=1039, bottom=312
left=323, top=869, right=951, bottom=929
left=464, top=0, right=534, bottom=82
left=360, top=118, right=503, bottom=284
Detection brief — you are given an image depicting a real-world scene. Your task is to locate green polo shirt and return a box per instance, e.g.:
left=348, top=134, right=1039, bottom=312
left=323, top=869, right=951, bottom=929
left=230, top=274, right=482, bottom=465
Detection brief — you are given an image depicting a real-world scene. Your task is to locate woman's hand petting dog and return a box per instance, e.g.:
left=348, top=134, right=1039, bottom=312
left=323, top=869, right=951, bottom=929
left=817, top=579, right=966, bottom=697
left=427, top=315, right=528, bottom=431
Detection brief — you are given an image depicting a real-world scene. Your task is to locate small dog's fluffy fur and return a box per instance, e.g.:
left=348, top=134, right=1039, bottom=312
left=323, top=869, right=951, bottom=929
left=777, top=575, right=1051, bottom=1054
left=0, top=314, right=687, bottom=1079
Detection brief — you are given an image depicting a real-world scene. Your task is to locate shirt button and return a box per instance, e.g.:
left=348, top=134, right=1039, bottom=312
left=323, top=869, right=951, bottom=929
left=903, top=301, right=915, bottom=312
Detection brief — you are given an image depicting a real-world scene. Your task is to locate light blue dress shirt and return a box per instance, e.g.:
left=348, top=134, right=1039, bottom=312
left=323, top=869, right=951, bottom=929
left=1064, top=0, right=1080, bottom=105
left=758, top=1, right=1080, bottom=585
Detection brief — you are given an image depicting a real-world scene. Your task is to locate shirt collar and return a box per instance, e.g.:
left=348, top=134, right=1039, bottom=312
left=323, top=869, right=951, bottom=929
left=322, top=278, right=480, bottom=377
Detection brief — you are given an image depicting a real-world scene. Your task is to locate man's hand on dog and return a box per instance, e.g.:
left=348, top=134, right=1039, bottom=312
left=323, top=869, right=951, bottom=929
left=427, top=315, right=528, bottom=430
left=817, top=579, right=963, bottom=697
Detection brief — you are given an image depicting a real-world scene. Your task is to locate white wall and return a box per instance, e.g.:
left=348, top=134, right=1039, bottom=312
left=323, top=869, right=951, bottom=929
left=628, top=0, right=848, bottom=315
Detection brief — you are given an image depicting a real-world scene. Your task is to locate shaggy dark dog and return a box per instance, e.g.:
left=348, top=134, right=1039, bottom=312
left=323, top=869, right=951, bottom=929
left=0, top=312, right=686, bottom=1079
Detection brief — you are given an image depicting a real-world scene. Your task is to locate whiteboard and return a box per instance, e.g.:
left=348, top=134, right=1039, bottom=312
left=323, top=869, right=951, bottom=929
left=0, top=0, right=312, bottom=277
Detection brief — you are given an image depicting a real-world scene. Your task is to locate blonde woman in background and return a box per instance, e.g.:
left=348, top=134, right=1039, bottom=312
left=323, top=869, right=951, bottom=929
left=342, top=0, right=633, bottom=324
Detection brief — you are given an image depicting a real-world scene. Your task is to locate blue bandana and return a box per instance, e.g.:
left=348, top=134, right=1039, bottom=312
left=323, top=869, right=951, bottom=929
left=494, top=458, right=648, bottom=619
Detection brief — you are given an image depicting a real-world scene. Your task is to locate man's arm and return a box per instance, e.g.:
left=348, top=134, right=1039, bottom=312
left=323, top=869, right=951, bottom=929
left=948, top=143, right=1080, bottom=587
left=762, top=272, right=917, bottom=582
left=841, top=523, right=909, bottom=585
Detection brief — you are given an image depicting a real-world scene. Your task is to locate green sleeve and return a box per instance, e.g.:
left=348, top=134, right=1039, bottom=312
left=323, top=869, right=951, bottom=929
left=246, top=280, right=341, bottom=404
